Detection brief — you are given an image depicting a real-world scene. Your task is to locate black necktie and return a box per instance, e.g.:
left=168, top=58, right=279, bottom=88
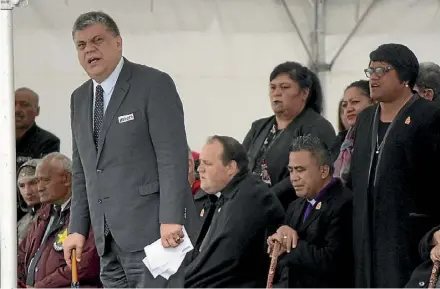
left=93, top=85, right=104, bottom=150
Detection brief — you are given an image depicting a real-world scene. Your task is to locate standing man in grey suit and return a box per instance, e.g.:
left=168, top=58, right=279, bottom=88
left=62, top=11, right=193, bottom=288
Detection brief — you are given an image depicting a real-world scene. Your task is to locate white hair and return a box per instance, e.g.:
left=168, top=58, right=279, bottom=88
left=38, top=152, right=72, bottom=174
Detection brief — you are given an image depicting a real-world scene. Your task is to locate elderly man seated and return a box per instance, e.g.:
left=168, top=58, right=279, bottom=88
left=17, top=159, right=42, bottom=244
left=17, top=152, right=100, bottom=288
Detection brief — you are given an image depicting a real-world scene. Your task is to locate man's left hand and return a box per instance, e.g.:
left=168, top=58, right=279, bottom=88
left=160, top=224, right=183, bottom=248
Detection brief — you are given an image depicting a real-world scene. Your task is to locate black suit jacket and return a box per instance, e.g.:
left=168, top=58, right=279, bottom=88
left=243, top=108, right=335, bottom=208
left=183, top=170, right=285, bottom=288
left=274, top=179, right=353, bottom=288
left=406, top=225, right=440, bottom=288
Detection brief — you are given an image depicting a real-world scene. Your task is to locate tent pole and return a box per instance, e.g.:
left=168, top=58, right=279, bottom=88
left=0, top=0, right=24, bottom=287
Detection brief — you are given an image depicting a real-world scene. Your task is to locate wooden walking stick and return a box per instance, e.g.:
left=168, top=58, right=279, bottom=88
left=266, top=241, right=281, bottom=289
left=71, top=249, right=79, bottom=288
left=428, top=260, right=439, bottom=289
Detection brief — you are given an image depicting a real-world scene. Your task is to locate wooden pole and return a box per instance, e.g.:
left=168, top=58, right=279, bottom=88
left=266, top=241, right=281, bottom=289
left=428, top=260, right=439, bottom=288
left=71, top=249, right=79, bottom=288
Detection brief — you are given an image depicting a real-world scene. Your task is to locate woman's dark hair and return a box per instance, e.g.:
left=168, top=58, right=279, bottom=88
left=345, top=80, right=371, bottom=97
left=369, top=43, right=419, bottom=88
left=270, top=61, right=323, bottom=114
left=337, top=99, right=346, bottom=133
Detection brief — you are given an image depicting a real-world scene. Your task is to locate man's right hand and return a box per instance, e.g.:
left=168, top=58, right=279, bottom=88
left=63, top=233, right=86, bottom=268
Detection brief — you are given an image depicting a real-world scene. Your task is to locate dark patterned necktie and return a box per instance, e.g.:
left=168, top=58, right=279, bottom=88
left=93, top=85, right=110, bottom=236
left=93, top=85, right=104, bottom=150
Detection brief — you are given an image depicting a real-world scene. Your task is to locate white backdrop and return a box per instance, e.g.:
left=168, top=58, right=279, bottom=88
left=12, top=0, right=440, bottom=156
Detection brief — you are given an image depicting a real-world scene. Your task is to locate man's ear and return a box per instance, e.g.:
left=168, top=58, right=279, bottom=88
left=64, top=172, right=72, bottom=187
left=321, top=165, right=330, bottom=179
left=228, top=160, right=238, bottom=176
left=424, top=89, right=434, bottom=101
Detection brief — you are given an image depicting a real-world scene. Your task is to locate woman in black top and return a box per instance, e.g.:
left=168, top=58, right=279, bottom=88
left=243, top=61, right=335, bottom=208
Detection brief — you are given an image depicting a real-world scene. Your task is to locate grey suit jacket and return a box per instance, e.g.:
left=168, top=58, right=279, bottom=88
left=69, top=58, right=196, bottom=256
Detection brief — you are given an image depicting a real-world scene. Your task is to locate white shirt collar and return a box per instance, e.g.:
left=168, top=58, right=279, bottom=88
left=60, top=198, right=71, bottom=212
left=92, top=57, right=124, bottom=93
left=307, top=199, right=316, bottom=206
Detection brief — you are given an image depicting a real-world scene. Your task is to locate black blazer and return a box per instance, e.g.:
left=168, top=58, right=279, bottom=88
left=243, top=108, right=336, bottom=208
left=406, top=225, right=440, bottom=288
left=274, top=179, right=353, bottom=288
left=183, top=171, right=285, bottom=288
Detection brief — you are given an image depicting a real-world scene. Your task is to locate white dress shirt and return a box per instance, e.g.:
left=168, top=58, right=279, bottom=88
left=92, top=57, right=124, bottom=125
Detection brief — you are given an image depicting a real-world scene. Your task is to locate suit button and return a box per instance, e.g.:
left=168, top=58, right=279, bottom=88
left=98, top=199, right=102, bottom=203
left=419, top=281, right=425, bottom=287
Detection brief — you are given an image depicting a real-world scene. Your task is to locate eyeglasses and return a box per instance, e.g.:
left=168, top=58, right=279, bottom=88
left=364, top=66, right=393, bottom=78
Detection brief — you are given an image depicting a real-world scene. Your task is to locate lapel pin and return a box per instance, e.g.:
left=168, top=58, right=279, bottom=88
left=316, top=202, right=322, bottom=210
left=200, top=208, right=204, bottom=217
left=405, top=116, right=411, bottom=125
left=218, top=207, right=222, bottom=213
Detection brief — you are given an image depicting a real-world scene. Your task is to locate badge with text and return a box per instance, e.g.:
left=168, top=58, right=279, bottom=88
left=118, top=113, right=135, bottom=124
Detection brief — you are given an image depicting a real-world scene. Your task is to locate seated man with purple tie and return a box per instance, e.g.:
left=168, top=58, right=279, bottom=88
left=267, top=135, right=353, bottom=288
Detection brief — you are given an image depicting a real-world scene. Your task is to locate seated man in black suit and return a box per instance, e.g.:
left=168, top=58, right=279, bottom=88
left=406, top=225, right=440, bottom=288
left=267, top=134, right=353, bottom=288
left=183, top=135, right=285, bottom=288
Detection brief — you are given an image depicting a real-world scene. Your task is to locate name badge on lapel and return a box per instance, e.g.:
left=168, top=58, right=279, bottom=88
left=118, top=113, right=134, bottom=124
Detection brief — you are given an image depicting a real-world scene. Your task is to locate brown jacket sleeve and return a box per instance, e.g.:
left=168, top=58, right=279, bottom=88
left=17, top=221, right=37, bottom=288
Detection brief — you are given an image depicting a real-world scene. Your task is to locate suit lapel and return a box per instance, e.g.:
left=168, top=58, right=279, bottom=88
left=289, top=199, right=307, bottom=230
left=96, top=60, right=132, bottom=161
left=247, top=117, right=275, bottom=170
left=301, top=199, right=326, bottom=230
left=300, top=181, right=338, bottom=230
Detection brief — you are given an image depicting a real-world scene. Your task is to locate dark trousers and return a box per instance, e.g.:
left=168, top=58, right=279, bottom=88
left=100, top=233, right=167, bottom=288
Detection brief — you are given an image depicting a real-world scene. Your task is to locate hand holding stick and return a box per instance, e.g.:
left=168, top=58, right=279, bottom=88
left=71, top=249, right=79, bottom=288
left=266, top=241, right=281, bottom=289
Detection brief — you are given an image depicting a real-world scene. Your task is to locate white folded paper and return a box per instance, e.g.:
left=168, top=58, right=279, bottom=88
left=142, top=226, right=193, bottom=280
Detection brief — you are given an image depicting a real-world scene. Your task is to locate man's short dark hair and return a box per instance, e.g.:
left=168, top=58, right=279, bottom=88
left=72, top=11, right=120, bottom=38
left=207, top=135, right=249, bottom=171
left=415, top=62, right=440, bottom=101
left=369, top=43, right=419, bottom=88
left=290, top=134, right=334, bottom=174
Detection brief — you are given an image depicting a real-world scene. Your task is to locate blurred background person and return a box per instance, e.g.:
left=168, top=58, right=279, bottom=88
left=15, top=87, right=60, bottom=221
left=332, top=80, right=373, bottom=183
left=414, top=61, right=440, bottom=102
left=17, top=159, right=42, bottom=244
